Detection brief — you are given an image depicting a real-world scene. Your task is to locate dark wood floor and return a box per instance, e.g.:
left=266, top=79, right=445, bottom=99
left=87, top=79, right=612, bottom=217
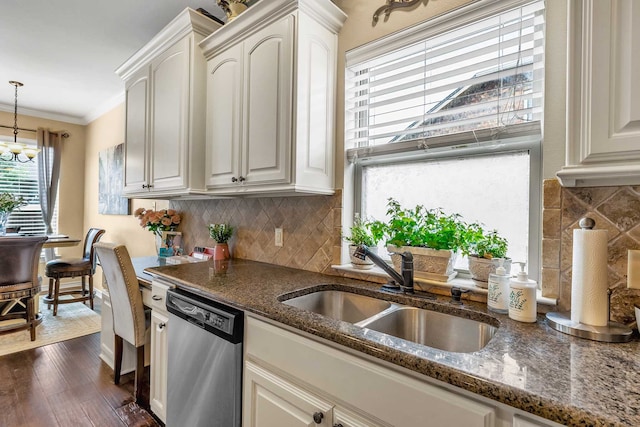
left=0, top=332, right=160, bottom=427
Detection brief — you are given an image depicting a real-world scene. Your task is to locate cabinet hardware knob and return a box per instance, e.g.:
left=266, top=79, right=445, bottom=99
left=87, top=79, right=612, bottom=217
left=231, top=177, right=238, bottom=182
left=142, top=184, right=148, bottom=189
left=333, top=424, right=344, bottom=427
left=158, top=322, right=166, bottom=330
left=313, top=412, right=324, bottom=424
left=238, top=176, right=246, bottom=182
left=152, top=295, right=162, bottom=301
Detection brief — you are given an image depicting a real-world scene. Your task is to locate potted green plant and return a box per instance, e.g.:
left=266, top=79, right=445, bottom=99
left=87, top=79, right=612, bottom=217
left=0, top=192, right=25, bottom=235
left=343, top=215, right=384, bottom=270
left=208, top=223, right=234, bottom=260
left=464, top=223, right=510, bottom=286
left=382, top=198, right=469, bottom=282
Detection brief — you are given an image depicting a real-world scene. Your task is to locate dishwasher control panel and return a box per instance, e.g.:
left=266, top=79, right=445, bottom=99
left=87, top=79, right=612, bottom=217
left=166, top=289, right=244, bottom=343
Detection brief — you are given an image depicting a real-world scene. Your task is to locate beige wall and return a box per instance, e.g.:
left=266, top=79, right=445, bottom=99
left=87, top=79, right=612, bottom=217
left=83, top=104, right=168, bottom=288
left=0, top=111, right=86, bottom=259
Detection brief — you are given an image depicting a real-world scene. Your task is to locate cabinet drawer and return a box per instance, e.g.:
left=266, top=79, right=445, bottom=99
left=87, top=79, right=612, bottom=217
left=150, top=279, right=172, bottom=312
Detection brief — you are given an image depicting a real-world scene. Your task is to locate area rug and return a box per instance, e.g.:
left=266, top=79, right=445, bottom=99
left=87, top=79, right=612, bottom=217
left=0, top=297, right=101, bottom=356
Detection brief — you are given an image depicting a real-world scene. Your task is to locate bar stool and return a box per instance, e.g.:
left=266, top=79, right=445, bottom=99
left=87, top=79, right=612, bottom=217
left=44, top=228, right=105, bottom=316
left=0, top=236, right=48, bottom=341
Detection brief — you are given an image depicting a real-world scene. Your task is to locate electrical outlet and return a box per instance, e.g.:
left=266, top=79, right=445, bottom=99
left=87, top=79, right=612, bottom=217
left=275, top=228, right=283, bottom=247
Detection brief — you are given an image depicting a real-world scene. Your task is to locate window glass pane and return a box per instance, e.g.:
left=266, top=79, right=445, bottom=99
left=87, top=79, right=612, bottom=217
left=361, top=151, right=530, bottom=269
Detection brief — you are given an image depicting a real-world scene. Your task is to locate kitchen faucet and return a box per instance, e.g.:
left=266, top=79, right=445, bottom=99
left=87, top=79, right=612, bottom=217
left=353, top=245, right=414, bottom=293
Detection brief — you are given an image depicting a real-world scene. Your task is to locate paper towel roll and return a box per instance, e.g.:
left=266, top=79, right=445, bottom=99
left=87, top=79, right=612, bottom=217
left=571, top=227, right=609, bottom=326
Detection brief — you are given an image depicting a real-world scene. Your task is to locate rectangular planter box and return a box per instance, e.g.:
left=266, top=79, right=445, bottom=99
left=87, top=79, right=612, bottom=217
left=387, top=245, right=457, bottom=282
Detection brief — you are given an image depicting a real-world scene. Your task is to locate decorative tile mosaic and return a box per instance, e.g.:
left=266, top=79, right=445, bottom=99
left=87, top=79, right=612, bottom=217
left=542, top=179, right=640, bottom=324
left=170, top=191, right=342, bottom=274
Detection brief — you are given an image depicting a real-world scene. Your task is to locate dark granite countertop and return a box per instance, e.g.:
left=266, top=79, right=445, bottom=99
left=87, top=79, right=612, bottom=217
left=146, top=259, right=640, bottom=427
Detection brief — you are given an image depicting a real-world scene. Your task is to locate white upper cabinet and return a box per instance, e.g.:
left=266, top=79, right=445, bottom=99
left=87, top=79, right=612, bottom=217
left=200, top=0, right=347, bottom=196
left=557, top=0, right=640, bottom=187
left=117, top=8, right=222, bottom=198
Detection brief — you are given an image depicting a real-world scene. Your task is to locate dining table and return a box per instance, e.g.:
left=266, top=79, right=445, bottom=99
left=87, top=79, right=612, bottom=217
left=42, top=234, right=81, bottom=249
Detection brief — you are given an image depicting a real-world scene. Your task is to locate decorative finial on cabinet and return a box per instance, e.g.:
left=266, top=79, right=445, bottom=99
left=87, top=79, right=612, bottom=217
left=373, top=0, right=429, bottom=26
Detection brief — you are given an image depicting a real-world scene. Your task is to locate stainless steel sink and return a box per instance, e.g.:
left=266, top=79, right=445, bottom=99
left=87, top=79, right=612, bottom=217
left=282, top=289, right=497, bottom=353
left=282, top=290, right=392, bottom=323
left=360, top=306, right=497, bottom=353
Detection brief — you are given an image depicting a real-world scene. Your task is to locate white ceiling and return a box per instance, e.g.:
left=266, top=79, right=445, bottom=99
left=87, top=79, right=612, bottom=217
left=0, top=0, right=227, bottom=125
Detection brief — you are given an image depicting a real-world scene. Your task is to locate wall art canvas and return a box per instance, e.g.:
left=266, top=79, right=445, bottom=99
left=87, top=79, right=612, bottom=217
left=98, top=143, right=129, bottom=215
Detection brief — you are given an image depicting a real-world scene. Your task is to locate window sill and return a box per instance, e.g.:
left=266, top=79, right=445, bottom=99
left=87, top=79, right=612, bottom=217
left=331, top=264, right=557, bottom=306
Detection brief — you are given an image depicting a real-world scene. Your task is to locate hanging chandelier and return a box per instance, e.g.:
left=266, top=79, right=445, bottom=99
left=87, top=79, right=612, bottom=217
left=0, top=81, right=40, bottom=163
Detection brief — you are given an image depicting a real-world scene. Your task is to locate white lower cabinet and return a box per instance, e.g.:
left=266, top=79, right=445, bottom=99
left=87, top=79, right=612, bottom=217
left=245, top=362, right=334, bottom=427
left=244, top=316, right=496, bottom=427
left=150, top=280, right=170, bottom=423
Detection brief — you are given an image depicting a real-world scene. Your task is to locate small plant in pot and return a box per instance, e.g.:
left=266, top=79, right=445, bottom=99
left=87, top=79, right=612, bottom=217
left=343, top=216, right=384, bottom=270
left=464, top=223, right=510, bottom=287
left=208, top=223, right=234, bottom=260
left=383, top=198, right=469, bottom=282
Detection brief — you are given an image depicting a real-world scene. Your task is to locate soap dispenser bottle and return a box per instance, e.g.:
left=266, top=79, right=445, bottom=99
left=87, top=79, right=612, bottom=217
left=487, top=259, right=510, bottom=314
left=508, top=262, right=538, bottom=323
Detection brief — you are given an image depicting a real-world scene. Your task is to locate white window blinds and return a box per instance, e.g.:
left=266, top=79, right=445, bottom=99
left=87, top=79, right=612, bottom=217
left=345, top=0, right=544, bottom=156
left=0, top=155, right=51, bottom=235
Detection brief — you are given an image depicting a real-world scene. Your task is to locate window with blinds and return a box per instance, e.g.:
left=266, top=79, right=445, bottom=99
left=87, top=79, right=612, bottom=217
left=344, top=0, right=545, bottom=278
left=0, top=150, right=56, bottom=235
left=345, top=0, right=544, bottom=157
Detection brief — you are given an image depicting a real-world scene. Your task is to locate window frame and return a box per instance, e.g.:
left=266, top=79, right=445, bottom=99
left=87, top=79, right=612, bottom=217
left=342, top=0, right=543, bottom=281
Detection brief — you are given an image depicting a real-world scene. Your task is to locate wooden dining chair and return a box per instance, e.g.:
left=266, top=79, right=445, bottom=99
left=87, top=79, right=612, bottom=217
left=0, top=235, right=48, bottom=341
left=94, top=242, right=150, bottom=405
left=44, top=228, right=105, bottom=315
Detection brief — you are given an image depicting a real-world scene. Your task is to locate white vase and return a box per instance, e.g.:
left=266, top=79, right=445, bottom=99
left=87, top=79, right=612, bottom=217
left=0, top=211, right=10, bottom=236
left=348, top=245, right=377, bottom=270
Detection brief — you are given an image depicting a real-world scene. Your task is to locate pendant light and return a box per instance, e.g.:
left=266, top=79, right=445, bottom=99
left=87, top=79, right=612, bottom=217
left=0, top=81, right=40, bottom=162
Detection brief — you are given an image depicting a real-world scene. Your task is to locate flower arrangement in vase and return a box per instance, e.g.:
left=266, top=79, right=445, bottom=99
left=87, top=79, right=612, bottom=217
left=208, top=223, right=234, bottom=260
left=134, top=208, right=182, bottom=255
left=0, top=192, right=25, bottom=235
left=134, top=208, right=181, bottom=236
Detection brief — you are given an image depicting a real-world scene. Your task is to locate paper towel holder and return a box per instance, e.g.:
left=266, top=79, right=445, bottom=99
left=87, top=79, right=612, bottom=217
left=546, top=217, right=632, bottom=343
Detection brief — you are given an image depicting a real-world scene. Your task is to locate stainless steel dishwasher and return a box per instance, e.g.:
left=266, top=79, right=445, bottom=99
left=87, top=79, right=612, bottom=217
left=166, top=288, right=243, bottom=427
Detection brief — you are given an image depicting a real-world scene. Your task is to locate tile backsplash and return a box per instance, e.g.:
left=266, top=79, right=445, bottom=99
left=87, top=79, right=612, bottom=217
left=170, top=191, right=342, bottom=274
left=542, top=179, right=640, bottom=324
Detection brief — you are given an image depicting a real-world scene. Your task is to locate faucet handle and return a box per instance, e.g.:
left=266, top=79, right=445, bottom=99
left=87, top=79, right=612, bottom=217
left=450, top=287, right=469, bottom=304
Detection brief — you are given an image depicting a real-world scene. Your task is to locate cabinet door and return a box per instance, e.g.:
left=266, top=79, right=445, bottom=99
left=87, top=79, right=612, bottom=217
left=150, top=310, right=168, bottom=423
left=558, top=0, right=640, bottom=186
left=242, top=16, right=294, bottom=186
left=244, top=361, right=333, bottom=427
left=149, top=37, right=190, bottom=192
left=123, top=67, right=150, bottom=194
left=205, top=45, right=243, bottom=189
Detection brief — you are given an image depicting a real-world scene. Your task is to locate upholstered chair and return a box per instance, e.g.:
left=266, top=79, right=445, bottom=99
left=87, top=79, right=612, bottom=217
left=94, top=242, right=150, bottom=405
left=44, top=228, right=105, bottom=315
left=0, top=235, right=48, bottom=341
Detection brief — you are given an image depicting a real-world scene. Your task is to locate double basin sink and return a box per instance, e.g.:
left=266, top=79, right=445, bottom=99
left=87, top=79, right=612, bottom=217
left=282, top=289, right=497, bottom=353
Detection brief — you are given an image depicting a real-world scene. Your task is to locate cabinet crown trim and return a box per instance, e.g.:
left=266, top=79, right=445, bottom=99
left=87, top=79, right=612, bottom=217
left=117, top=7, right=222, bottom=80
left=200, top=0, right=346, bottom=59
